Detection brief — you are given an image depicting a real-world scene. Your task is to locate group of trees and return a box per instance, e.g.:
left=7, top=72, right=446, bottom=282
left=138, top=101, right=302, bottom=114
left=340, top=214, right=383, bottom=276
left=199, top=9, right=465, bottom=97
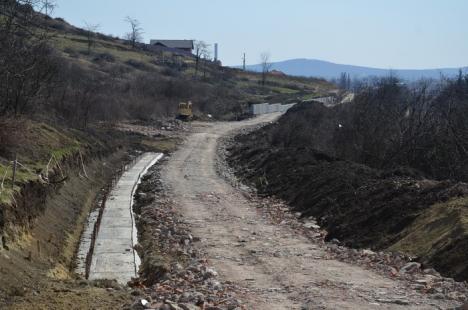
left=271, top=74, right=468, bottom=182
left=339, top=75, right=468, bottom=181
left=0, top=0, right=59, bottom=117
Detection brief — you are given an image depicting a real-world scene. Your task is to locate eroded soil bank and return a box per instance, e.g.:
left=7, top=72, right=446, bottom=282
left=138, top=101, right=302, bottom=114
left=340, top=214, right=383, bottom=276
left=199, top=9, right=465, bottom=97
left=226, top=106, right=468, bottom=283
left=0, top=121, right=181, bottom=309
left=0, top=150, right=134, bottom=309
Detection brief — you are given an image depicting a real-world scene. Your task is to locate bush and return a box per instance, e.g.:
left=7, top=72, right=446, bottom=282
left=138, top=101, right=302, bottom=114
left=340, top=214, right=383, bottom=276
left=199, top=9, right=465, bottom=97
left=63, top=47, right=78, bottom=58
left=93, top=52, right=115, bottom=63
left=126, top=59, right=151, bottom=71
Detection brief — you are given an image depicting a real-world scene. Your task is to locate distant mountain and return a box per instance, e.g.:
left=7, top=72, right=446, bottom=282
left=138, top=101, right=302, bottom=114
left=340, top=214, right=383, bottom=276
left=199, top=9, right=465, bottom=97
left=240, top=58, right=468, bottom=81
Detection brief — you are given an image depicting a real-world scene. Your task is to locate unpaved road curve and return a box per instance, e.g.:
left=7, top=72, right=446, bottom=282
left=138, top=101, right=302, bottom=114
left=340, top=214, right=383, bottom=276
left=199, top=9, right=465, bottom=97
left=162, top=114, right=460, bottom=309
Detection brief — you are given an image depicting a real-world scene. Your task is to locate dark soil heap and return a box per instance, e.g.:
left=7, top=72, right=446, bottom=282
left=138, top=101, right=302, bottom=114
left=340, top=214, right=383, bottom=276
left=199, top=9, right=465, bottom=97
left=226, top=103, right=468, bottom=282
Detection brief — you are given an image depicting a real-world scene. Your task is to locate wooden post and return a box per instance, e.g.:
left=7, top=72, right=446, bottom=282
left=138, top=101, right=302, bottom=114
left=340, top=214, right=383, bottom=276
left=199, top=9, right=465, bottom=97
left=37, top=240, right=41, bottom=257
left=11, top=153, right=17, bottom=189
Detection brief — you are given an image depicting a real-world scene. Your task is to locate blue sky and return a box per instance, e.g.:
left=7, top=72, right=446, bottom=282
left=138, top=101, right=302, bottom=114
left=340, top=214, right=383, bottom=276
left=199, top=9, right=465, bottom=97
left=54, top=0, right=467, bottom=68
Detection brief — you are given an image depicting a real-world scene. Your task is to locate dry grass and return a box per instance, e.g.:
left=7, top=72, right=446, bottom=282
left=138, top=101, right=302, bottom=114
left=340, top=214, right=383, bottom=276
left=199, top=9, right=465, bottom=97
left=0, top=119, right=83, bottom=205
left=389, top=197, right=468, bottom=257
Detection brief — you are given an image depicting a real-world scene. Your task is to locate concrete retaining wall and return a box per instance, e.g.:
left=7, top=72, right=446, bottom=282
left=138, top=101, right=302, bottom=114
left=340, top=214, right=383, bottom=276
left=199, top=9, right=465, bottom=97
left=250, top=103, right=296, bottom=115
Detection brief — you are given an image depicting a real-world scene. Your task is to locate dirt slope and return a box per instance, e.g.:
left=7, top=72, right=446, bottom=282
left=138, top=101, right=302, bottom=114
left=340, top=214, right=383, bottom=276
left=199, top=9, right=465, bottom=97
left=159, top=115, right=466, bottom=309
left=0, top=121, right=180, bottom=309
left=227, top=105, right=468, bottom=283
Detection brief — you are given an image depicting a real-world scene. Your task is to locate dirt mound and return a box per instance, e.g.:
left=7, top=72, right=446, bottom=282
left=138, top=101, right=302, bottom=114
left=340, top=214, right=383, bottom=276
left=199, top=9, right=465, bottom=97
left=227, top=111, right=468, bottom=282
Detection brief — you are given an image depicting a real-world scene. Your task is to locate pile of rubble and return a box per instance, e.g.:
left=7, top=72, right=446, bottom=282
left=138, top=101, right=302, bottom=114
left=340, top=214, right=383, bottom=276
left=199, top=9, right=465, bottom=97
left=116, top=119, right=191, bottom=138
left=128, top=162, right=245, bottom=310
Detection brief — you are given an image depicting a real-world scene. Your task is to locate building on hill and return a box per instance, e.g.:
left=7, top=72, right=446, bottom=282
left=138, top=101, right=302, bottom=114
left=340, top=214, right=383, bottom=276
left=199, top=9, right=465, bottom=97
left=149, top=40, right=194, bottom=53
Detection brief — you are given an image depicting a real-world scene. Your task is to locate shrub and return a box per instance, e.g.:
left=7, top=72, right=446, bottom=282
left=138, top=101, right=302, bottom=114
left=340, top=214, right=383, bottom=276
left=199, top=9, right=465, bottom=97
left=126, top=59, right=151, bottom=71
left=93, top=52, right=115, bottom=63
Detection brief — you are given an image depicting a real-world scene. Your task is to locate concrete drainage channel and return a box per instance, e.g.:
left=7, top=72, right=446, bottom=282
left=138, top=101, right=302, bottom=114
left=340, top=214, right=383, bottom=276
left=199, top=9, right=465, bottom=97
left=76, top=152, right=163, bottom=284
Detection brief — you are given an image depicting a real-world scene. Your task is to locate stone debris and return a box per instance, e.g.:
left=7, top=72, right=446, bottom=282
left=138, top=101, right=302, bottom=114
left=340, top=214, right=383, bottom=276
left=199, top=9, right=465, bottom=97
left=126, top=163, right=246, bottom=310
left=117, top=119, right=191, bottom=139
left=400, top=262, right=422, bottom=274
left=250, top=195, right=468, bottom=304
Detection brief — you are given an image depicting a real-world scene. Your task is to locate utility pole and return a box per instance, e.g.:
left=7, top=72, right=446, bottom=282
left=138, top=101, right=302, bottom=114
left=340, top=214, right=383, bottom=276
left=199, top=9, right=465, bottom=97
left=242, top=53, right=246, bottom=71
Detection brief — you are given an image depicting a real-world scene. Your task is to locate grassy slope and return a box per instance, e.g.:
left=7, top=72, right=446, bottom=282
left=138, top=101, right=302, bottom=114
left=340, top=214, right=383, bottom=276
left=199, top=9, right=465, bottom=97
left=47, top=17, right=335, bottom=115
left=0, top=121, right=82, bottom=205
left=390, top=197, right=468, bottom=280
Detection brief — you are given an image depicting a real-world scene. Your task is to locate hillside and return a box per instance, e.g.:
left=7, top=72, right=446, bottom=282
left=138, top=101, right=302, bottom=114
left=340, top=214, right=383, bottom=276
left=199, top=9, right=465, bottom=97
left=242, top=58, right=468, bottom=80
left=43, top=18, right=335, bottom=122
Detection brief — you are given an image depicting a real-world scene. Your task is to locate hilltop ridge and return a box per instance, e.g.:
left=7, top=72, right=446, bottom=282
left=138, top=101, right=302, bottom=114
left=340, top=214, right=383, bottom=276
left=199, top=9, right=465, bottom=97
left=242, top=58, right=468, bottom=80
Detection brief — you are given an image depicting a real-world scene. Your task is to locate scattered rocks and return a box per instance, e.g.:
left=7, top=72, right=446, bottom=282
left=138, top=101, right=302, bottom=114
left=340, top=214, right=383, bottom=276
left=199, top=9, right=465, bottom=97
left=375, top=298, right=410, bottom=305
left=400, top=262, right=421, bottom=274
left=130, top=163, right=245, bottom=310
left=361, top=249, right=376, bottom=256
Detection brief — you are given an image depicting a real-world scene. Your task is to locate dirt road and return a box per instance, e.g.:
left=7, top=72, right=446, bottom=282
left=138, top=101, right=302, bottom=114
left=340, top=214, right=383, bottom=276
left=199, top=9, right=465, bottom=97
left=161, top=114, right=461, bottom=309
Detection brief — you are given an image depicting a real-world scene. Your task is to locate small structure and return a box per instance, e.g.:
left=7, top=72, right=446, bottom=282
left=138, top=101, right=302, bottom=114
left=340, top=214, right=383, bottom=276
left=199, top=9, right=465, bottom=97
left=149, top=40, right=194, bottom=53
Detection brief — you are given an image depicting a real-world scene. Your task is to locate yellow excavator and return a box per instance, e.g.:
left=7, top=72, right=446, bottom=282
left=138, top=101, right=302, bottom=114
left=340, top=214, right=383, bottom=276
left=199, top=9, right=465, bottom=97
left=177, top=101, right=193, bottom=121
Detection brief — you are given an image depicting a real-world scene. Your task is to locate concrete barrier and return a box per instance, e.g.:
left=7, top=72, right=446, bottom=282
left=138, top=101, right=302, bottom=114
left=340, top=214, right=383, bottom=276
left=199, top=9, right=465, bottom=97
left=250, top=102, right=296, bottom=115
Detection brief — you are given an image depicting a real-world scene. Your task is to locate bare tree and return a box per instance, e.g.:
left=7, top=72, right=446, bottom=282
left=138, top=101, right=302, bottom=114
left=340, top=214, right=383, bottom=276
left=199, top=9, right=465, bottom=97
left=84, top=22, right=100, bottom=54
left=42, top=0, right=57, bottom=16
left=193, top=40, right=209, bottom=78
left=0, top=0, right=58, bottom=117
left=260, top=52, right=272, bottom=86
left=124, top=16, right=143, bottom=48
left=201, top=47, right=212, bottom=79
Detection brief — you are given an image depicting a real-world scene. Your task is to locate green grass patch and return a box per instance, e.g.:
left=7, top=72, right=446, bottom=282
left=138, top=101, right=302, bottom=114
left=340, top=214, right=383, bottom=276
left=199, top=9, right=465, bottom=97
left=140, top=138, right=180, bottom=153
left=270, top=86, right=300, bottom=94
left=0, top=121, right=85, bottom=206
left=0, top=163, right=37, bottom=204
left=389, top=197, right=468, bottom=256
